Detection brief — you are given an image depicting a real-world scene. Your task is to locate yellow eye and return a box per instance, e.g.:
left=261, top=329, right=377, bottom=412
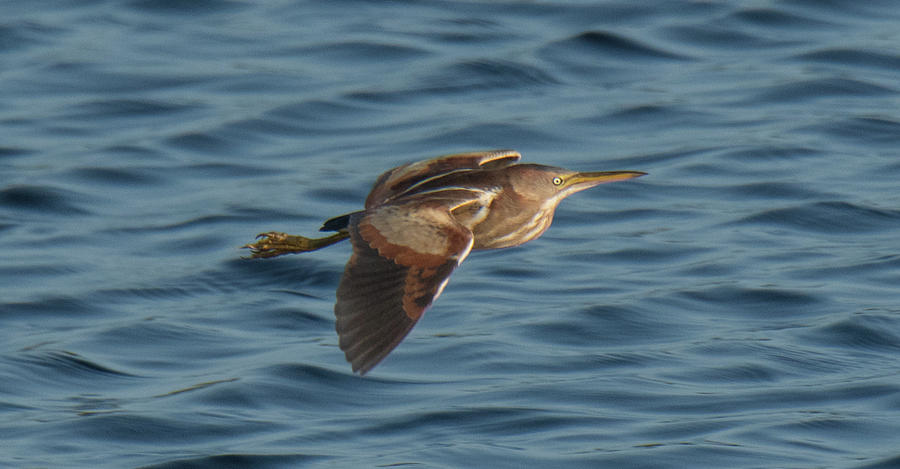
left=552, top=176, right=563, bottom=186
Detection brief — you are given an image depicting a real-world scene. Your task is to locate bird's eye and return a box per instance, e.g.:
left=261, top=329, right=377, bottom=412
left=552, top=176, right=563, bottom=186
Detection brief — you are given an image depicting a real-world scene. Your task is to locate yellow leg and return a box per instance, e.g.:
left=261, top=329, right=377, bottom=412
left=242, top=230, right=349, bottom=258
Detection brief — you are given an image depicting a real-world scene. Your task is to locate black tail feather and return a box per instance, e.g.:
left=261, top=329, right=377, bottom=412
left=320, top=211, right=361, bottom=232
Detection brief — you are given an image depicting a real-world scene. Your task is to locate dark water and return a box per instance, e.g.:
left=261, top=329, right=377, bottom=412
left=3, top=1, right=900, bottom=467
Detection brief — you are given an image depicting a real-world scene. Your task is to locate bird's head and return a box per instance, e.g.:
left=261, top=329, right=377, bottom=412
left=505, top=164, right=646, bottom=206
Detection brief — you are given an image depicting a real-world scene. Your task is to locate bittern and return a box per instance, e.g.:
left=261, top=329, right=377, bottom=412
left=244, top=150, right=645, bottom=374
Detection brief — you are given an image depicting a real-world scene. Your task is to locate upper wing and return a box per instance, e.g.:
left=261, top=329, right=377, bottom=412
left=365, top=150, right=521, bottom=208
left=334, top=191, right=483, bottom=374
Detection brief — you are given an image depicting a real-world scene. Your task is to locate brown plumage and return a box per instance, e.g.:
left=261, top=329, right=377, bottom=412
left=245, top=150, right=645, bottom=374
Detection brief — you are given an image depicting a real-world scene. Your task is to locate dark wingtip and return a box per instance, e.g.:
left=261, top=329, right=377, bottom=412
left=352, top=360, right=374, bottom=376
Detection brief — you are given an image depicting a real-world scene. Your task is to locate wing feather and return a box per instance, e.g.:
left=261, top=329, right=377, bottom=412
left=365, top=150, right=520, bottom=208
left=334, top=195, right=478, bottom=374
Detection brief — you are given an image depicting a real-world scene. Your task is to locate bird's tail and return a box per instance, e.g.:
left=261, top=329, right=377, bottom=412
left=320, top=211, right=362, bottom=232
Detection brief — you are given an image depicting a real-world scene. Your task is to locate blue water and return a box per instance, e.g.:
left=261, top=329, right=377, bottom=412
left=3, top=1, right=900, bottom=467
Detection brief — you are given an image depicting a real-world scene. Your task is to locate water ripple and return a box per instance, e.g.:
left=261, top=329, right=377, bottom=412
left=63, top=99, right=199, bottom=121
left=1, top=295, right=106, bottom=318
left=265, top=99, right=382, bottom=130
left=791, top=255, right=900, bottom=282
left=661, top=25, right=788, bottom=49
left=19, top=350, right=138, bottom=381
left=550, top=30, right=690, bottom=62
left=0, top=21, right=64, bottom=52
left=815, top=116, right=900, bottom=146
left=748, top=78, right=894, bottom=104
left=355, top=58, right=560, bottom=102
left=127, top=0, right=246, bottom=15
left=726, top=181, right=825, bottom=200
left=431, top=58, right=559, bottom=90
left=675, top=286, right=822, bottom=317
left=165, top=131, right=236, bottom=154
left=804, top=314, right=900, bottom=352
left=857, top=455, right=900, bottom=469
left=0, top=185, right=91, bottom=216
left=293, top=41, right=430, bottom=64
left=58, top=412, right=270, bottom=444
left=0, top=146, right=34, bottom=158
left=67, top=166, right=165, bottom=186
left=681, top=362, right=782, bottom=384
left=795, top=48, right=900, bottom=71
left=736, top=201, right=900, bottom=234
left=728, top=7, right=834, bottom=28
left=18, top=62, right=210, bottom=95
left=520, top=304, right=691, bottom=347
left=138, top=453, right=324, bottom=469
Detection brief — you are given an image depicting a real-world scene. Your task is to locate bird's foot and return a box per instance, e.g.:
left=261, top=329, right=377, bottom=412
left=242, top=231, right=348, bottom=258
left=242, top=231, right=317, bottom=258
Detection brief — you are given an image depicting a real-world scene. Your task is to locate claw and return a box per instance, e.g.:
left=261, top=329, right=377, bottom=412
left=241, top=230, right=349, bottom=259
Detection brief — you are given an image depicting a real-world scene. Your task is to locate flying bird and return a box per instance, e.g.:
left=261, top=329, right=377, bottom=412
left=244, top=150, right=645, bottom=374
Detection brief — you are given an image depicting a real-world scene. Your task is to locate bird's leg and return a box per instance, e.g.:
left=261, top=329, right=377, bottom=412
left=242, top=230, right=349, bottom=258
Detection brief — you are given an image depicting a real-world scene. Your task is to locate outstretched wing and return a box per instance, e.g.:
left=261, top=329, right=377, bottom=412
left=335, top=191, right=484, bottom=374
left=365, top=150, right=521, bottom=208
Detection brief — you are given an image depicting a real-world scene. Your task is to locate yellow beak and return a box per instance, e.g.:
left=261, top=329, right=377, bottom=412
left=564, top=171, right=647, bottom=190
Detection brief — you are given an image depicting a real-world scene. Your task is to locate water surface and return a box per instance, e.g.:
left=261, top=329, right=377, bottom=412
left=2, top=1, right=900, bottom=467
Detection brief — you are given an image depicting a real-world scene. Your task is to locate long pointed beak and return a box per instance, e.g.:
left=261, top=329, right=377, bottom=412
left=564, top=170, right=647, bottom=191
